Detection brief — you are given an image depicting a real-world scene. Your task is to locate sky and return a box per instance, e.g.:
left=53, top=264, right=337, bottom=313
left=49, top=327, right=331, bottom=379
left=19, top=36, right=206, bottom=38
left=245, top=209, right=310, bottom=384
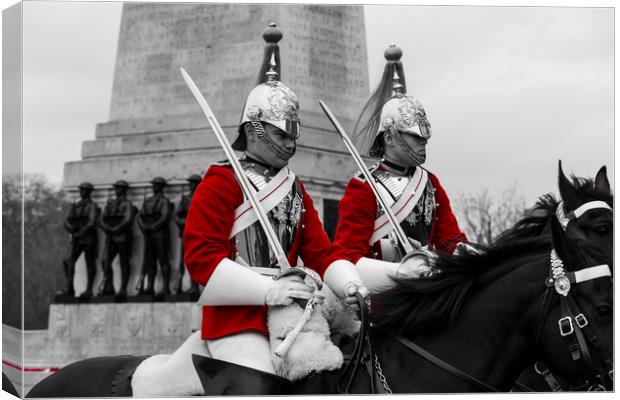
left=2, top=0, right=615, bottom=207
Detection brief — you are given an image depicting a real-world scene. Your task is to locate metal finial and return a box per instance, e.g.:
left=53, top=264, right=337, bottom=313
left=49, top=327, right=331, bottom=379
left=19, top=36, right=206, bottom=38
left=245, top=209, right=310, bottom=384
left=393, top=70, right=404, bottom=94
left=265, top=52, right=278, bottom=82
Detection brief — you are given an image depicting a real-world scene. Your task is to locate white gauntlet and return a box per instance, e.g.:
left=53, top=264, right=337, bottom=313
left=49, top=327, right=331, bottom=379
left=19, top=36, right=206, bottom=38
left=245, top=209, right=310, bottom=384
left=197, top=258, right=272, bottom=305
left=323, top=260, right=365, bottom=299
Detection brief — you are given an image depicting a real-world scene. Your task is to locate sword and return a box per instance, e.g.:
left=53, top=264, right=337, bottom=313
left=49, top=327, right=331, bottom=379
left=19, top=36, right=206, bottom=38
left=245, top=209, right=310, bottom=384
left=319, top=100, right=416, bottom=255
left=180, top=67, right=291, bottom=270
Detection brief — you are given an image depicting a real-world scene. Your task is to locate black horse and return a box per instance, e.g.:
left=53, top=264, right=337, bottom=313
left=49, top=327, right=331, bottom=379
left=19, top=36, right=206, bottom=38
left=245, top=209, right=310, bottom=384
left=27, top=163, right=612, bottom=396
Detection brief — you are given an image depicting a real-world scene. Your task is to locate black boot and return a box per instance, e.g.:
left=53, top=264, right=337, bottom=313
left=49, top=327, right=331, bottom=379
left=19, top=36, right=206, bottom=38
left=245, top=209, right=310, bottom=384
left=192, top=355, right=291, bottom=395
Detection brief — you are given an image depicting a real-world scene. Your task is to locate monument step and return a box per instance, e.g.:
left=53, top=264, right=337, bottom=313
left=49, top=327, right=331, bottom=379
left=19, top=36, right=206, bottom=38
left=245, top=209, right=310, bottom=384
left=83, top=125, right=350, bottom=159
left=66, top=144, right=359, bottom=188
left=95, top=110, right=355, bottom=138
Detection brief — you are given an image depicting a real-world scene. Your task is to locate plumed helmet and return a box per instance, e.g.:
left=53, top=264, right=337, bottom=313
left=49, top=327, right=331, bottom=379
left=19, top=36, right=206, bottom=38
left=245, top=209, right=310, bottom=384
left=187, top=174, right=202, bottom=183
left=352, top=45, right=433, bottom=158
left=78, top=182, right=94, bottom=190
left=113, top=180, right=130, bottom=188
left=150, top=177, right=167, bottom=186
left=232, top=23, right=301, bottom=151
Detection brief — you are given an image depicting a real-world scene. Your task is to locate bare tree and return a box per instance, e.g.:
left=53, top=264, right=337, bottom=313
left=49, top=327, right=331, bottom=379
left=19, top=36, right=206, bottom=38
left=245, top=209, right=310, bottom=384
left=2, top=174, right=68, bottom=329
left=454, top=182, right=527, bottom=246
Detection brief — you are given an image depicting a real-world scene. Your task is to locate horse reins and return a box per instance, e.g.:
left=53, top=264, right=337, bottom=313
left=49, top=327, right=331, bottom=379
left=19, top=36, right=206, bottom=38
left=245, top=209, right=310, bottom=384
left=337, top=292, right=384, bottom=394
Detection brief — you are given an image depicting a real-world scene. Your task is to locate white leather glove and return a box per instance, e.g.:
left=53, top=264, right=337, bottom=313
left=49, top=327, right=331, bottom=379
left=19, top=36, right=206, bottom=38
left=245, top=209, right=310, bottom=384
left=396, top=251, right=436, bottom=279
left=265, top=274, right=315, bottom=306
left=454, top=242, right=482, bottom=255
left=343, top=281, right=370, bottom=312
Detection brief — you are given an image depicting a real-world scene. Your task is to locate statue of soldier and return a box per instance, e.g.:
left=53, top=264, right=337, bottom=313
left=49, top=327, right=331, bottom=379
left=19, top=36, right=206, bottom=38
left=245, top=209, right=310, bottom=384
left=98, top=180, right=136, bottom=299
left=59, top=182, right=100, bottom=299
left=135, top=177, right=173, bottom=297
left=173, top=174, right=202, bottom=295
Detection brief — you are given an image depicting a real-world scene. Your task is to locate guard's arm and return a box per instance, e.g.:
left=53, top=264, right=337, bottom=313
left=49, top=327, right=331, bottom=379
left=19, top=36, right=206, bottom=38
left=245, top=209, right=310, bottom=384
left=428, top=174, right=468, bottom=253
left=196, top=258, right=314, bottom=306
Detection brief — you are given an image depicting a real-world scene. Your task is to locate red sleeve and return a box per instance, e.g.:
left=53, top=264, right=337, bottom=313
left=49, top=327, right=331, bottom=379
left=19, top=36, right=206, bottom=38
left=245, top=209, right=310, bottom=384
left=333, top=177, right=378, bottom=264
left=296, top=182, right=341, bottom=278
left=184, top=165, right=243, bottom=286
left=428, top=173, right=467, bottom=253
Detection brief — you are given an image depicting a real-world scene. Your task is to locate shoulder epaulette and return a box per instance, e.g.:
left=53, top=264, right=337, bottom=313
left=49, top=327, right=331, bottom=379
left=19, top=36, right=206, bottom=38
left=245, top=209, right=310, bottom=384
left=352, top=163, right=380, bottom=182
left=212, top=159, right=232, bottom=168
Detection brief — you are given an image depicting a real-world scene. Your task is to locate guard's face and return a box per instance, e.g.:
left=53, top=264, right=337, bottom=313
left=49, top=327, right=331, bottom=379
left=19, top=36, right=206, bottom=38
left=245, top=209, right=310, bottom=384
left=245, top=123, right=296, bottom=169
left=384, top=127, right=428, bottom=167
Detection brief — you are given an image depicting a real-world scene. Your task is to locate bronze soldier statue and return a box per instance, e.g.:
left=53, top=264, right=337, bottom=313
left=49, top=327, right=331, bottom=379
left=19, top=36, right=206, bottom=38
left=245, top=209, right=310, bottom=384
left=60, top=182, right=100, bottom=299
left=173, top=174, right=202, bottom=295
left=98, top=180, right=136, bottom=299
left=135, top=177, right=173, bottom=296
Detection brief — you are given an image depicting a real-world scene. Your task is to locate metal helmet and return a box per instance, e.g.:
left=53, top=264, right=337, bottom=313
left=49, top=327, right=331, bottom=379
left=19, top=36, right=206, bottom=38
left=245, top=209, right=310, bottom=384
left=232, top=23, right=301, bottom=151
left=150, top=177, right=167, bottom=186
left=187, top=174, right=202, bottom=183
left=378, top=95, right=432, bottom=138
left=113, top=180, right=130, bottom=188
left=352, top=45, right=433, bottom=158
left=78, top=182, right=94, bottom=190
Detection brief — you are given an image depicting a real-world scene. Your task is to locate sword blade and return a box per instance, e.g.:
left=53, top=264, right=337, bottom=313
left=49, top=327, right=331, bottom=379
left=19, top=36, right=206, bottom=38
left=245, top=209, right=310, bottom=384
left=318, top=100, right=415, bottom=254
left=181, top=67, right=291, bottom=270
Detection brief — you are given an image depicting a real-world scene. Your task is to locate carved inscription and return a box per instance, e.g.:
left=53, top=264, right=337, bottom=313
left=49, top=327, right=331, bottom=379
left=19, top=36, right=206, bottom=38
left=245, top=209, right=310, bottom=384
left=109, top=4, right=368, bottom=123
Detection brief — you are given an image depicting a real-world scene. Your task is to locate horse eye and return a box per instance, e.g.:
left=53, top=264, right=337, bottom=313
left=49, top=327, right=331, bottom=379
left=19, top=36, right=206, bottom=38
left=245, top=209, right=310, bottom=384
left=596, top=305, right=612, bottom=318
left=593, top=225, right=611, bottom=234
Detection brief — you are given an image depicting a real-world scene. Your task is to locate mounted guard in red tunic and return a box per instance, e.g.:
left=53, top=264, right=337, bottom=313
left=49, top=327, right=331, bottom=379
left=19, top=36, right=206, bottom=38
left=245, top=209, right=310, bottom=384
left=129, top=23, right=367, bottom=397
left=331, top=45, right=471, bottom=293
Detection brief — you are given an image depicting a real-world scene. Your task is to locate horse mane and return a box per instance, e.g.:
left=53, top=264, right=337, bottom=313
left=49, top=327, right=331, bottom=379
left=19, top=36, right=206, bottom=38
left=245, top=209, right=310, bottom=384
left=371, top=176, right=611, bottom=337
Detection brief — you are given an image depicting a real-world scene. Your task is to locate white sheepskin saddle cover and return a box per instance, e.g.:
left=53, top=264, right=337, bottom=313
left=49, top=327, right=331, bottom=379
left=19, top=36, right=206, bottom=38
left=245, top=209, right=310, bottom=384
left=131, top=330, right=207, bottom=397
left=267, top=280, right=360, bottom=381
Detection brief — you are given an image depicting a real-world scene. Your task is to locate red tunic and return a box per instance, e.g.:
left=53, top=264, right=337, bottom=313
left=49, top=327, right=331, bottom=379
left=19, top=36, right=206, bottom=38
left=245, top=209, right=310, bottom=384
left=334, top=169, right=467, bottom=264
left=184, top=165, right=339, bottom=340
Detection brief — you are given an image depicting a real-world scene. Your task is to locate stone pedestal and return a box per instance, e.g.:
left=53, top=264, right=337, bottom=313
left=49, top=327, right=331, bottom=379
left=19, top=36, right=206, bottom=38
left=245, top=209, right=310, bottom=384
left=5, top=302, right=201, bottom=395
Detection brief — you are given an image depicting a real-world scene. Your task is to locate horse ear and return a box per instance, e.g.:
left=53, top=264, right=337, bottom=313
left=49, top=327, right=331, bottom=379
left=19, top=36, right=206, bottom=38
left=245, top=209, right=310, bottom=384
left=558, top=160, right=578, bottom=211
left=550, top=215, right=585, bottom=269
left=594, top=166, right=611, bottom=195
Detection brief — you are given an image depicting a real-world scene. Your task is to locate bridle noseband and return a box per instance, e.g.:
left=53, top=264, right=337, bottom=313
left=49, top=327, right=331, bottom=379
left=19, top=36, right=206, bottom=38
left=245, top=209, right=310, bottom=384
left=534, top=200, right=614, bottom=391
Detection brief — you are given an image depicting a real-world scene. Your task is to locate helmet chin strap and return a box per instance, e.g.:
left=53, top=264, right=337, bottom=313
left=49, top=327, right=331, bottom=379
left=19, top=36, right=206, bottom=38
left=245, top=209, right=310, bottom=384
left=388, top=127, right=425, bottom=166
left=249, top=118, right=296, bottom=161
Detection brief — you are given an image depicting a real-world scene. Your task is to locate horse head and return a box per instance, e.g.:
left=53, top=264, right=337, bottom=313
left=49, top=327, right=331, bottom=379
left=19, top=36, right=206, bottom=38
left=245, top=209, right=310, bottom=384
left=534, top=162, right=613, bottom=391
left=557, top=160, right=613, bottom=267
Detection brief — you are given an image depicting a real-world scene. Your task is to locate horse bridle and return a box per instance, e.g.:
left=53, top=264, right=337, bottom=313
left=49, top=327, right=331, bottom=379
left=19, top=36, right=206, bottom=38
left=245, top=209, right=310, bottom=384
left=532, top=200, right=614, bottom=391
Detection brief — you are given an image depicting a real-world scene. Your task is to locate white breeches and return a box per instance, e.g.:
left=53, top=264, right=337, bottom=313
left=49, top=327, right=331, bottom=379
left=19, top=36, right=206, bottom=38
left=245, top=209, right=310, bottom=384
left=206, top=331, right=275, bottom=374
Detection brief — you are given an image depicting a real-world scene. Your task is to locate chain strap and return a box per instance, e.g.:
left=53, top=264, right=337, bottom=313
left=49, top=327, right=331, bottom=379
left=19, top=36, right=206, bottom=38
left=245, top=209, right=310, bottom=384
left=374, top=354, right=393, bottom=394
